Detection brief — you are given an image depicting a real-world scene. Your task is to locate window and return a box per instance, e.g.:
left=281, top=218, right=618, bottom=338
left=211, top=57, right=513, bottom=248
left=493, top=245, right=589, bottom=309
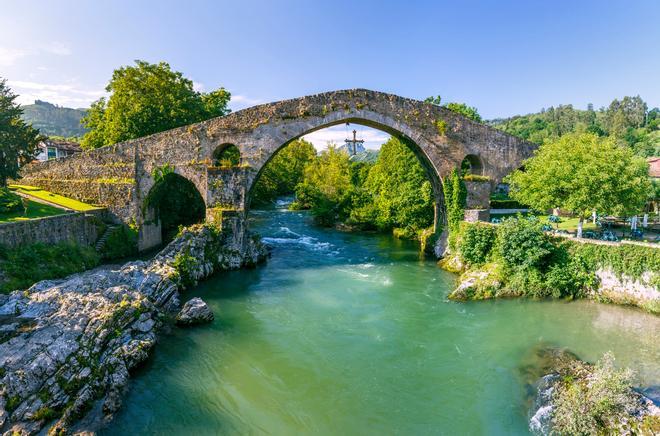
left=47, top=147, right=57, bottom=160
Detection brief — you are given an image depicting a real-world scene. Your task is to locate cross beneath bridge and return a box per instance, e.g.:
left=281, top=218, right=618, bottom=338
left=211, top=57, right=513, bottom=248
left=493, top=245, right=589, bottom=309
left=345, top=129, right=364, bottom=155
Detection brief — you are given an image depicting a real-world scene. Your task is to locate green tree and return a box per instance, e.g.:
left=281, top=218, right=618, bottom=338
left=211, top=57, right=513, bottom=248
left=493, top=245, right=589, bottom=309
left=294, top=145, right=354, bottom=226
left=81, top=60, right=230, bottom=149
left=251, top=139, right=316, bottom=206
left=505, top=133, right=651, bottom=237
left=0, top=79, right=41, bottom=186
left=355, top=137, right=434, bottom=236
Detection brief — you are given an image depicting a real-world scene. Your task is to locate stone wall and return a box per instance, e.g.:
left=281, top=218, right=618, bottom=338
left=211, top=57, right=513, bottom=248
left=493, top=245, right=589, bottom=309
left=465, top=180, right=491, bottom=209
left=464, top=209, right=491, bottom=223
left=0, top=211, right=105, bottom=248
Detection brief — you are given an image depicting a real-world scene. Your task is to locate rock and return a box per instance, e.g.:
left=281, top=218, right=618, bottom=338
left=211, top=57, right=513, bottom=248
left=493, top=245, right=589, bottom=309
left=0, top=223, right=267, bottom=434
left=448, top=265, right=502, bottom=300
left=176, top=298, right=214, bottom=326
left=526, top=347, right=660, bottom=435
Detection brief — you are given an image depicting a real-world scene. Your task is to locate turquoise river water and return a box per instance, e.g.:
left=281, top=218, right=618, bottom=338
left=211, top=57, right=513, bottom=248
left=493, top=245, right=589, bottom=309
left=104, top=205, right=659, bottom=435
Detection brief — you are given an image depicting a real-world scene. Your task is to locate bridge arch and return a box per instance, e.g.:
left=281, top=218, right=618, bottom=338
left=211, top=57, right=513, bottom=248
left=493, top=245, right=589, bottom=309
left=212, top=143, right=241, bottom=167
left=144, top=171, right=206, bottom=241
left=461, top=154, right=484, bottom=176
left=242, top=113, right=446, bottom=231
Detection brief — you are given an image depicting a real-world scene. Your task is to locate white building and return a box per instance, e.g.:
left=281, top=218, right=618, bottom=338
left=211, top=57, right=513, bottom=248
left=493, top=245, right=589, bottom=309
left=34, top=139, right=82, bottom=161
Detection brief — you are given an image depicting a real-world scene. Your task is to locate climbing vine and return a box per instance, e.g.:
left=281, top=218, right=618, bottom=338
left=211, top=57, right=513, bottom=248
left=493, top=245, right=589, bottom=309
left=442, top=168, right=466, bottom=246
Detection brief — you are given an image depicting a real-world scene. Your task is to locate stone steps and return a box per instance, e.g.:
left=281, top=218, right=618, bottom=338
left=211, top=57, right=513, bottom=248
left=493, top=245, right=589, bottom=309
left=95, top=225, right=119, bottom=252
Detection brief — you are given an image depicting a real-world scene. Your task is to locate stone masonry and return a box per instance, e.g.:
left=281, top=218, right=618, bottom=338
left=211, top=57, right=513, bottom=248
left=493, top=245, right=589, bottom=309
left=18, top=89, right=537, bottom=250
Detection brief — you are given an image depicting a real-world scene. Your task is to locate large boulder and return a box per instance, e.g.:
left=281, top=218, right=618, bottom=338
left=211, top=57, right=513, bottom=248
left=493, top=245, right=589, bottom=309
left=175, top=298, right=214, bottom=326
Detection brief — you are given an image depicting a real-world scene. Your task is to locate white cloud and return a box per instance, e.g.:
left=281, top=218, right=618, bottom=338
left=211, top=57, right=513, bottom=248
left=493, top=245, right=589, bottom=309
left=0, top=47, right=30, bottom=66
left=192, top=81, right=205, bottom=92
left=8, top=80, right=106, bottom=108
left=0, top=42, right=71, bottom=67
left=303, top=124, right=390, bottom=151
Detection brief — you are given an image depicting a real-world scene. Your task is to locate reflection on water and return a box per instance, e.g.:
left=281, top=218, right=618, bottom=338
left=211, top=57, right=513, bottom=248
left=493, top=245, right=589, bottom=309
left=104, top=206, right=660, bottom=435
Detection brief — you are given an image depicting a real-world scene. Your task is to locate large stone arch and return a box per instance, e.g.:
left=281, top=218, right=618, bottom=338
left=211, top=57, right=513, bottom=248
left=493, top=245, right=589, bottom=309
left=238, top=112, right=447, bottom=230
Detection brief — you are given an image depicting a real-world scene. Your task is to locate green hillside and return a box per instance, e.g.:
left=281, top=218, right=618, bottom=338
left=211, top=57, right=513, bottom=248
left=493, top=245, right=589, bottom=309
left=21, top=100, right=88, bottom=138
left=487, top=96, right=659, bottom=157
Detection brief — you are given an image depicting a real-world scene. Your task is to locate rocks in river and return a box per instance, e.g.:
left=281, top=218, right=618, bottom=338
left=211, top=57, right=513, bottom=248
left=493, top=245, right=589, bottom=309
left=176, top=298, right=214, bottom=326
left=447, top=264, right=502, bottom=300
left=0, top=222, right=267, bottom=435
left=524, top=346, right=660, bottom=435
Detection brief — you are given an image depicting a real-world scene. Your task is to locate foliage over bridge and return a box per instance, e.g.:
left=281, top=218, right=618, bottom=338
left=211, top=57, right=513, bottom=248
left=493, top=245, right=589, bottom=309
left=19, top=89, right=537, bottom=250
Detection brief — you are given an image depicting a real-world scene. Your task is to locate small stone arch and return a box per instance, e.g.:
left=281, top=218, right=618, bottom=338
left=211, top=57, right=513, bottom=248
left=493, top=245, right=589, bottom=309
left=212, top=143, right=241, bottom=167
left=144, top=172, right=206, bottom=241
left=461, top=154, right=484, bottom=176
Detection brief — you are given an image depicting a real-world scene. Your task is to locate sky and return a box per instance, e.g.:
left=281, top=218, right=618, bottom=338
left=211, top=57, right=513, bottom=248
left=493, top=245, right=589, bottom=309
left=2, top=0, right=659, bottom=149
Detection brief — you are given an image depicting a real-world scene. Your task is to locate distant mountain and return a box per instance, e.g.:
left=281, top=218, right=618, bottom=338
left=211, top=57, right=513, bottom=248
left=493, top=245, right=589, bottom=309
left=337, top=141, right=366, bottom=155
left=350, top=149, right=379, bottom=163
left=21, top=100, right=88, bottom=138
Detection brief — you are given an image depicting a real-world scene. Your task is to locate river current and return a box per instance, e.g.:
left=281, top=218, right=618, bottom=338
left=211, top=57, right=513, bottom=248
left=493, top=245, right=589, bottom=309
left=104, top=204, right=659, bottom=435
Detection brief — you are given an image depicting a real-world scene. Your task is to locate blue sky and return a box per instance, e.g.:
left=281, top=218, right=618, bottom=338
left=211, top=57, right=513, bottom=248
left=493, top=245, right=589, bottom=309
left=2, top=0, right=659, bottom=148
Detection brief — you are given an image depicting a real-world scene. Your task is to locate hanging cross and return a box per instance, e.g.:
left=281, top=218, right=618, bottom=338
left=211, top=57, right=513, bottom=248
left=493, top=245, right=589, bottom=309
left=344, top=129, right=364, bottom=155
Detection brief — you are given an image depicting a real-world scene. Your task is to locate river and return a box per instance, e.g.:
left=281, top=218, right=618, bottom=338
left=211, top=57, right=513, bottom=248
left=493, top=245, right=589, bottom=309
left=104, top=204, right=660, bottom=435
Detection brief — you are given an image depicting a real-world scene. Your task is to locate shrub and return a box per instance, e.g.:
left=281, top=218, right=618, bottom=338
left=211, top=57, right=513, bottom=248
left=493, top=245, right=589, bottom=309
left=0, top=188, right=23, bottom=213
left=458, top=223, right=496, bottom=266
left=495, top=216, right=552, bottom=270
left=0, top=242, right=100, bottom=294
left=505, top=268, right=549, bottom=298
left=490, top=199, right=528, bottom=209
left=462, top=174, right=490, bottom=182
left=544, top=243, right=596, bottom=298
left=553, top=353, right=638, bottom=434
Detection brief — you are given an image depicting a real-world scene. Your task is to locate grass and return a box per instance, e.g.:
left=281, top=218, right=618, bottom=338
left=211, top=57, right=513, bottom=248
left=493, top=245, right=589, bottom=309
left=0, top=241, right=100, bottom=294
left=540, top=216, right=598, bottom=232
left=9, top=184, right=102, bottom=212
left=490, top=212, right=599, bottom=232
left=0, top=200, right=68, bottom=223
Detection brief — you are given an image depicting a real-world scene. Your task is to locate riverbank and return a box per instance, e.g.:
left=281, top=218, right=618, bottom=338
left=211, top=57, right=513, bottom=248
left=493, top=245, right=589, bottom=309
left=0, top=220, right=266, bottom=434
left=442, top=220, right=659, bottom=314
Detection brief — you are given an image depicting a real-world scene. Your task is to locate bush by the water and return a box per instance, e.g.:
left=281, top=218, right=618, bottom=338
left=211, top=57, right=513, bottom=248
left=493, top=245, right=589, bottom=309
left=496, top=216, right=552, bottom=270
left=0, top=188, right=24, bottom=214
left=0, top=242, right=100, bottom=294
left=457, top=222, right=496, bottom=266
left=449, top=216, right=657, bottom=303
left=552, top=353, right=656, bottom=434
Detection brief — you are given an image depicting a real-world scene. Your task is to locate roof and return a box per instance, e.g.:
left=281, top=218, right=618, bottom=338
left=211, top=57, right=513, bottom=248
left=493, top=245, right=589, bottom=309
left=649, top=157, right=660, bottom=178
left=40, top=138, right=82, bottom=153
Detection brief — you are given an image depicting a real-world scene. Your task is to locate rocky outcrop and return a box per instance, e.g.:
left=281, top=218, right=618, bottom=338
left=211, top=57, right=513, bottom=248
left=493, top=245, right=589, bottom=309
left=0, top=222, right=266, bottom=435
left=176, top=298, right=213, bottom=326
left=526, top=347, right=660, bottom=435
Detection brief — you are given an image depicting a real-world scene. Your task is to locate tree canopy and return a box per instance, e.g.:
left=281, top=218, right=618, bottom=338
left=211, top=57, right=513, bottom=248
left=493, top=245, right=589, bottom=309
left=251, top=139, right=316, bottom=206
left=0, top=79, right=41, bottom=186
left=355, top=137, right=434, bottom=235
left=81, top=60, right=231, bottom=149
left=505, top=133, right=651, bottom=221
left=490, top=95, right=659, bottom=157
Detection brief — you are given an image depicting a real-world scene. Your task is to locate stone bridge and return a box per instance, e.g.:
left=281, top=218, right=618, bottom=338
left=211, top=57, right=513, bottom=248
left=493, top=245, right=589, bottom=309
left=19, top=89, right=536, bottom=250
